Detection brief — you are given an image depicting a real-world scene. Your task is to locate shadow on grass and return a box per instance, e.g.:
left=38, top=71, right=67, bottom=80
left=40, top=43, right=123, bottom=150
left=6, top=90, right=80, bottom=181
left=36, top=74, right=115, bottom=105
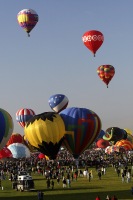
left=1, top=190, right=133, bottom=200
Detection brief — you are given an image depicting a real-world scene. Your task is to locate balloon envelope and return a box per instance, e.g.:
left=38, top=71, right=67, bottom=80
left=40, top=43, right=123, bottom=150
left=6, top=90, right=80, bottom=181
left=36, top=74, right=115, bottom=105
left=17, top=9, right=39, bottom=36
left=16, top=108, right=35, bottom=128
left=103, top=127, right=127, bottom=143
left=115, top=140, right=133, bottom=151
left=97, top=65, right=115, bottom=88
left=95, top=129, right=105, bottom=142
left=0, top=108, right=14, bottom=150
left=0, top=147, right=12, bottom=159
left=8, top=143, right=30, bottom=159
left=96, top=139, right=110, bottom=149
left=6, top=133, right=23, bottom=146
left=24, top=112, right=66, bottom=159
left=60, top=107, right=102, bottom=158
left=48, top=94, right=69, bottom=113
left=82, top=30, right=104, bottom=56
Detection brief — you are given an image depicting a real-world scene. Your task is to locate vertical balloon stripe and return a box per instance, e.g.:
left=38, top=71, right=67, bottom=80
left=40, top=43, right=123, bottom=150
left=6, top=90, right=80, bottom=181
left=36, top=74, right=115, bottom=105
left=0, top=112, right=6, bottom=142
left=0, top=108, right=14, bottom=150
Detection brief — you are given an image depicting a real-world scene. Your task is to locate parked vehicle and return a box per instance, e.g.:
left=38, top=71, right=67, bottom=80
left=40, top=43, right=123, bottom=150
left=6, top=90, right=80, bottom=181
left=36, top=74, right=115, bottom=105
left=16, top=174, right=34, bottom=191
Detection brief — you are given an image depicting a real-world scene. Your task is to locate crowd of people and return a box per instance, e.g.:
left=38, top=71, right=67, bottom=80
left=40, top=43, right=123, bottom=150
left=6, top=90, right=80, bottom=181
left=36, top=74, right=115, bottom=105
left=0, top=148, right=133, bottom=199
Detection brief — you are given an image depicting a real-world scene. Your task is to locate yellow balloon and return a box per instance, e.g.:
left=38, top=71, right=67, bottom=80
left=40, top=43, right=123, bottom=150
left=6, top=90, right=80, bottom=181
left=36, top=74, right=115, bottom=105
left=24, top=112, right=65, bottom=159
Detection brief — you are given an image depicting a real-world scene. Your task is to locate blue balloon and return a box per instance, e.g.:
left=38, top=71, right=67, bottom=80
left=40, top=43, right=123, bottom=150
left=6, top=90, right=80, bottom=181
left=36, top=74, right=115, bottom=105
left=48, top=94, right=69, bottom=113
left=8, top=143, right=30, bottom=158
left=95, top=129, right=105, bottom=141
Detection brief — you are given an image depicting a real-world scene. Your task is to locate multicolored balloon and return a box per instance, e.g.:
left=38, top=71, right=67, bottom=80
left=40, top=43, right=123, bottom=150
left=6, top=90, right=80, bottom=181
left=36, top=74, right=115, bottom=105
left=0, top=108, right=14, bottom=150
left=24, top=112, right=66, bottom=160
left=115, top=140, right=133, bottom=151
left=6, top=133, right=23, bottom=147
left=97, top=65, right=115, bottom=88
left=105, top=145, right=125, bottom=154
left=16, top=108, right=35, bottom=128
left=17, top=9, right=39, bottom=37
left=82, top=30, right=104, bottom=56
left=48, top=94, right=69, bottom=113
left=103, top=127, right=127, bottom=143
left=60, top=107, right=102, bottom=159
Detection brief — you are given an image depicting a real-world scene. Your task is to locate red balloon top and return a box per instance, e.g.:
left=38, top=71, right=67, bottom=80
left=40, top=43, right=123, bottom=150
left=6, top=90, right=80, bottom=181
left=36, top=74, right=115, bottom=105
left=82, top=30, right=104, bottom=56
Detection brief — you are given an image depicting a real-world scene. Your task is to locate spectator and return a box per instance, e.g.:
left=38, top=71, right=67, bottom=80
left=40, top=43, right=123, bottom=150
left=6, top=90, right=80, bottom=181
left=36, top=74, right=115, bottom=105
left=37, top=191, right=44, bottom=200
left=95, top=195, right=101, bottom=200
left=51, top=180, right=54, bottom=189
left=106, top=195, right=111, bottom=200
left=111, top=195, right=118, bottom=200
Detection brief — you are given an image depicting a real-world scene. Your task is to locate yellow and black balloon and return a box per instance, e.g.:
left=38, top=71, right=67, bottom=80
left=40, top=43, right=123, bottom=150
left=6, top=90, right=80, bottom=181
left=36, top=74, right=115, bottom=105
left=24, top=112, right=66, bottom=159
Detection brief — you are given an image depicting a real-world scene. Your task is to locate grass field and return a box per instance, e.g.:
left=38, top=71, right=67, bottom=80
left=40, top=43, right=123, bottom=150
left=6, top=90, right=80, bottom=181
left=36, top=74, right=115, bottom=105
left=0, top=166, right=133, bottom=200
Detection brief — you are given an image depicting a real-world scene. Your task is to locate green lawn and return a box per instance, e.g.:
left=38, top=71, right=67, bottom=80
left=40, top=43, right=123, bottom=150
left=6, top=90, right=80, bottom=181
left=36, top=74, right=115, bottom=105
left=0, top=167, right=133, bottom=200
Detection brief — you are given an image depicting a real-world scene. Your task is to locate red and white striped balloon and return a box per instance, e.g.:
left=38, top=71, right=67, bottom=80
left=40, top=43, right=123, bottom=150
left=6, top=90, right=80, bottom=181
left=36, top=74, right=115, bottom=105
left=16, top=108, right=35, bottom=128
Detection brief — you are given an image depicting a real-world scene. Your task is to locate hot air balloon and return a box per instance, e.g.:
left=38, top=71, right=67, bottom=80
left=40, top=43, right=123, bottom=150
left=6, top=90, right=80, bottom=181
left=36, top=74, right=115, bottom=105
left=115, top=140, right=133, bottom=151
left=17, top=9, right=39, bottom=37
left=38, top=153, right=49, bottom=160
left=96, top=138, right=110, bottom=149
left=6, top=133, right=23, bottom=147
left=16, top=108, right=35, bottom=128
left=60, top=107, right=102, bottom=159
left=48, top=94, right=69, bottom=113
left=95, top=129, right=105, bottom=142
left=97, top=65, right=115, bottom=88
left=24, top=112, right=66, bottom=160
left=7, top=143, right=31, bottom=159
left=0, top=147, right=12, bottom=159
left=82, top=30, right=104, bottom=56
left=105, top=145, right=125, bottom=154
left=103, top=127, right=127, bottom=144
left=0, top=108, right=14, bottom=150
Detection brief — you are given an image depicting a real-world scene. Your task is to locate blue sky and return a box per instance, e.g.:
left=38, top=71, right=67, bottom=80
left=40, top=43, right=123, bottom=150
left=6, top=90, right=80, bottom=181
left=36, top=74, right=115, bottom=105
left=1, top=0, right=133, bottom=135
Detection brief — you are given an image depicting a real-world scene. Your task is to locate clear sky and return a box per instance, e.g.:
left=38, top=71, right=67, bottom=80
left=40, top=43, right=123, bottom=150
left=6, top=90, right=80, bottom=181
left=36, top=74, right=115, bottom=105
left=1, top=0, right=133, bottom=135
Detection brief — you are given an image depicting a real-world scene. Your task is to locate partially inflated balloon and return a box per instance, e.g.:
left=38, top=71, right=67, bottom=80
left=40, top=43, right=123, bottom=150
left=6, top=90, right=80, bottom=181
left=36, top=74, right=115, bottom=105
left=95, top=129, right=105, bottom=142
left=24, top=112, right=66, bottom=159
left=48, top=94, right=69, bottom=113
left=97, top=65, right=115, bottom=88
left=103, top=127, right=127, bottom=143
left=16, top=108, right=35, bottom=128
left=82, top=30, right=104, bottom=56
left=17, top=9, right=39, bottom=37
left=8, top=143, right=31, bottom=158
left=0, top=108, right=14, bottom=150
left=115, top=140, right=133, bottom=151
left=105, top=145, right=125, bottom=154
left=60, top=107, right=102, bottom=159
left=6, top=133, right=23, bottom=146
left=0, top=147, right=12, bottom=159
left=96, top=138, right=110, bottom=149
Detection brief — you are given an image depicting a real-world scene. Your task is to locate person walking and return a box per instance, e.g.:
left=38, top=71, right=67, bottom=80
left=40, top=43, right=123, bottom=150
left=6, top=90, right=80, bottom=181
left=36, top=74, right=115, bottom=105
left=37, top=191, right=44, bottom=200
left=98, top=170, right=102, bottom=180
left=51, top=180, right=54, bottom=189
